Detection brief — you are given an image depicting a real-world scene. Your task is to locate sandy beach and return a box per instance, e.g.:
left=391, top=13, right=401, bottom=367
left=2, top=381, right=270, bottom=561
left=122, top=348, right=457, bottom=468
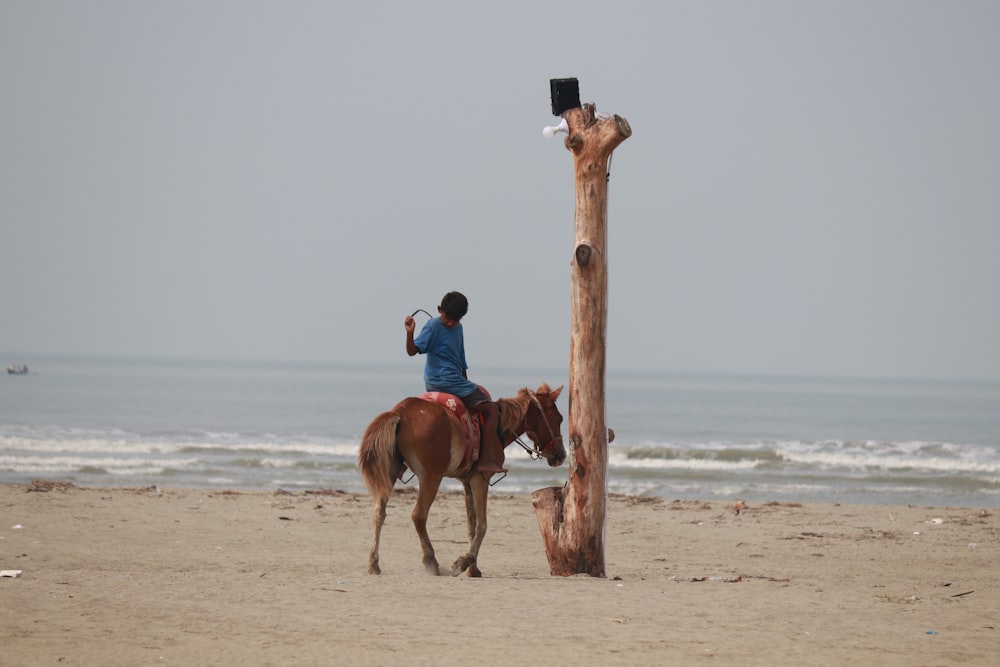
left=1, top=482, right=996, bottom=666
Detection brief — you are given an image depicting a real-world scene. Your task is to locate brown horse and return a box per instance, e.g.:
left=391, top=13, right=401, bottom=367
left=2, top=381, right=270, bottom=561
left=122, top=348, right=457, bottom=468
left=358, top=383, right=565, bottom=576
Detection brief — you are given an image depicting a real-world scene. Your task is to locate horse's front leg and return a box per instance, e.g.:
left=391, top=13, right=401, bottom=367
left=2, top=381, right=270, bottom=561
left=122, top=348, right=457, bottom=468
left=461, top=479, right=477, bottom=543
left=451, top=475, right=490, bottom=577
left=412, top=476, right=444, bottom=575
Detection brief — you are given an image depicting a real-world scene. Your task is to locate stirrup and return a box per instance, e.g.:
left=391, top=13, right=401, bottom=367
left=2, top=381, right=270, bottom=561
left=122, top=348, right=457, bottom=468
left=398, top=465, right=414, bottom=485
left=486, top=471, right=507, bottom=487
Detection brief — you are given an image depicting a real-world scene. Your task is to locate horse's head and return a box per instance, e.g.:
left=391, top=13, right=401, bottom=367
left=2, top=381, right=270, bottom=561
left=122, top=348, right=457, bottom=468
left=522, top=384, right=566, bottom=467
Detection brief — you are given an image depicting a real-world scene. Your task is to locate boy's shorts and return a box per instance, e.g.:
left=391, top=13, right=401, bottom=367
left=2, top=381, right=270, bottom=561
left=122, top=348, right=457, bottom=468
left=461, top=388, right=491, bottom=409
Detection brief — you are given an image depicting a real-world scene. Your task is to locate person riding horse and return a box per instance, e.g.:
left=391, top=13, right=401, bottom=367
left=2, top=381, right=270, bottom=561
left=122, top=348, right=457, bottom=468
left=404, top=291, right=507, bottom=478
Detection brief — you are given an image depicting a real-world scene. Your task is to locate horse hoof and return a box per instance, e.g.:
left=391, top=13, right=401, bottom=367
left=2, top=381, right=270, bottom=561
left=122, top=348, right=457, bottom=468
left=368, top=565, right=381, bottom=575
left=450, top=558, right=469, bottom=576
left=467, top=565, right=482, bottom=578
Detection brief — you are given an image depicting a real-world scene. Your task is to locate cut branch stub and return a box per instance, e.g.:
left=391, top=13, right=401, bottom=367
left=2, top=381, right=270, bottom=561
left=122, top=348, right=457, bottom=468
left=614, top=114, right=632, bottom=138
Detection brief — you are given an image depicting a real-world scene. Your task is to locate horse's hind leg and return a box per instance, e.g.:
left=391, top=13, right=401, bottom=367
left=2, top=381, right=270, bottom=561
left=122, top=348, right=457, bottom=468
left=366, top=456, right=404, bottom=575
left=451, top=475, right=489, bottom=577
left=412, top=475, right=444, bottom=575
left=368, top=494, right=388, bottom=575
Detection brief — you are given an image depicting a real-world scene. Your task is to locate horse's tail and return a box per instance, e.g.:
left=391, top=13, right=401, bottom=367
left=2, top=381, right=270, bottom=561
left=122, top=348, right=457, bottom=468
left=358, top=411, right=401, bottom=500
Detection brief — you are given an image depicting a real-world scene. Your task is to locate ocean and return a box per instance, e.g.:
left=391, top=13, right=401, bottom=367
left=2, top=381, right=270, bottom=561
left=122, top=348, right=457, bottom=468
left=2, top=356, right=998, bottom=507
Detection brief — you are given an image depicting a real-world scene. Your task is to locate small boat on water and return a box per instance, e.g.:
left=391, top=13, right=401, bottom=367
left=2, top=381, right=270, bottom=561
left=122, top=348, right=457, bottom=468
left=7, top=364, right=29, bottom=375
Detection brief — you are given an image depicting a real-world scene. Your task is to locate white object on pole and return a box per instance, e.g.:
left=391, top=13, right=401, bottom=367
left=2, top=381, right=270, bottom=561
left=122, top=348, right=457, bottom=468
left=542, top=117, right=569, bottom=138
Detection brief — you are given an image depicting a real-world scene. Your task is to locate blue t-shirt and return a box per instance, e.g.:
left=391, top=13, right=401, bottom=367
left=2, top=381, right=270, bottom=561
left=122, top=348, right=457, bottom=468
left=412, top=317, right=478, bottom=397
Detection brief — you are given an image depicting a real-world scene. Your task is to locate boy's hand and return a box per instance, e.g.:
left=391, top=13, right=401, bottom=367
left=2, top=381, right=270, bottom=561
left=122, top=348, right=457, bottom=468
left=404, top=316, right=419, bottom=356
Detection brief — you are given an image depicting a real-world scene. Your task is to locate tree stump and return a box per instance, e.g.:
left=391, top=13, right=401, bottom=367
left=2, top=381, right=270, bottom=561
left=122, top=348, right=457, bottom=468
left=533, top=102, right=630, bottom=577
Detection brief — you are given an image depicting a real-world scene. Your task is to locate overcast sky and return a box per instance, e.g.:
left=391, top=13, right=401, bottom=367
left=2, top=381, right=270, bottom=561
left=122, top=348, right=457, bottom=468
left=2, top=1, right=998, bottom=380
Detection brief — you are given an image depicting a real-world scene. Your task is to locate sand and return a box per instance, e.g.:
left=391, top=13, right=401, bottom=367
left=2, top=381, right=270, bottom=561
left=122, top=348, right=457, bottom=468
left=1, top=481, right=997, bottom=666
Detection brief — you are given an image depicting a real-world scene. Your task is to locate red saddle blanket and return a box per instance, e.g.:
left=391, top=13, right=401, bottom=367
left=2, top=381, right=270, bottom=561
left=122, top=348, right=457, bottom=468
left=418, top=387, right=491, bottom=472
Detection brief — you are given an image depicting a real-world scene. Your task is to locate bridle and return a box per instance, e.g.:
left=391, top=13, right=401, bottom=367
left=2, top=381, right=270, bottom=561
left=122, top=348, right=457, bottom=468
left=506, top=390, right=563, bottom=461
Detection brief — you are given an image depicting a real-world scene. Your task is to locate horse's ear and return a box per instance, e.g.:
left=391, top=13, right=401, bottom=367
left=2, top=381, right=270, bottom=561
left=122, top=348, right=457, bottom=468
left=549, top=385, right=564, bottom=401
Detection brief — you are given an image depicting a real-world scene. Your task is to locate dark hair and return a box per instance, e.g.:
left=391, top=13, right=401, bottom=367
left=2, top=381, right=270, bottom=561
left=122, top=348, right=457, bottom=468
left=440, top=291, right=469, bottom=321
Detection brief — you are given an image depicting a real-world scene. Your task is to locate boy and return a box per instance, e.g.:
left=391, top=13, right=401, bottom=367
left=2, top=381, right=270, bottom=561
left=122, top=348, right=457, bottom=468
left=404, top=291, right=507, bottom=478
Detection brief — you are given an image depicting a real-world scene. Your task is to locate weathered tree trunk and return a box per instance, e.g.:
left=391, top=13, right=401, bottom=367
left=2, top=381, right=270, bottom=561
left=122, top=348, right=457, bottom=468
left=533, top=103, right=630, bottom=577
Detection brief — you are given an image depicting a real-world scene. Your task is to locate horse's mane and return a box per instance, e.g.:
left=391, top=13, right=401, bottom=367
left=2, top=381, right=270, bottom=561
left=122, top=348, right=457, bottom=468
left=497, top=383, right=553, bottom=434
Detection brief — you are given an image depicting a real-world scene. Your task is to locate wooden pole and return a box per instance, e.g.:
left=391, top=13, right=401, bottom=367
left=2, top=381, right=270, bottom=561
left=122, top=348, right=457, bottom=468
left=533, top=100, right=631, bottom=577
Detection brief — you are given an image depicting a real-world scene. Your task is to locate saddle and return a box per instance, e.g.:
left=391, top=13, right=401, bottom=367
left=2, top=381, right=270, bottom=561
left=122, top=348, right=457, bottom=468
left=397, top=388, right=490, bottom=481
left=419, top=388, right=489, bottom=473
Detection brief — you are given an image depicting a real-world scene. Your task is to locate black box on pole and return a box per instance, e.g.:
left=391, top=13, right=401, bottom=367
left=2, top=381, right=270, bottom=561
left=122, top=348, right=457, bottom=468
left=550, top=78, right=581, bottom=116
